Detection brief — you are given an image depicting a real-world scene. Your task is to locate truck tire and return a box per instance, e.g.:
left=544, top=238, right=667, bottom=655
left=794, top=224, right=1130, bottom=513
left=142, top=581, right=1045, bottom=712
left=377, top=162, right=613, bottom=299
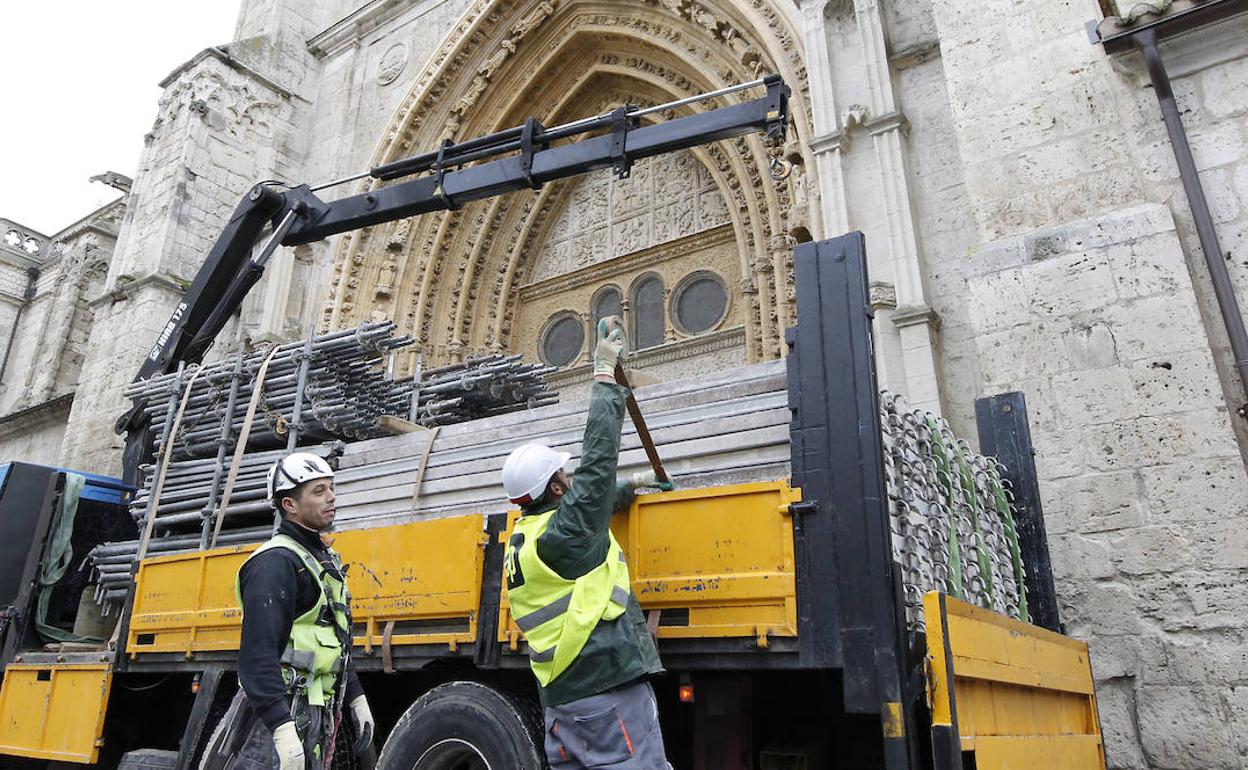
left=376, top=681, right=543, bottom=770
left=117, top=749, right=179, bottom=770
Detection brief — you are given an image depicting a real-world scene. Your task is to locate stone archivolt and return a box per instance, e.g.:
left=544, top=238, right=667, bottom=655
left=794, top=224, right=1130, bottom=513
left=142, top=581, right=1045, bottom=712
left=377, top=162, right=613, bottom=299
left=322, top=0, right=815, bottom=373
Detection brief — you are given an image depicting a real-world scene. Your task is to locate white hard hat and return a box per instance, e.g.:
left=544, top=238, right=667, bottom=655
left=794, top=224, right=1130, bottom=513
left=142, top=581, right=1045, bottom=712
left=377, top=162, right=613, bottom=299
left=502, top=443, right=571, bottom=505
left=267, top=452, right=335, bottom=507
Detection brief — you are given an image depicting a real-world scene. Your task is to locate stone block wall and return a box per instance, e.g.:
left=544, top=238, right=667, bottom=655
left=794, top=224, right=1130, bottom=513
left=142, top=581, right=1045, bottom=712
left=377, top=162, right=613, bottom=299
left=1112, top=19, right=1248, bottom=453
left=926, top=0, right=1148, bottom=243
left=909, top=1, right=1248, bottom=765
left=951, top=203, right=1246, bottom=769
left=0, top=399, right=71, bottom=467
left=0, top=292, right=51, bottom=415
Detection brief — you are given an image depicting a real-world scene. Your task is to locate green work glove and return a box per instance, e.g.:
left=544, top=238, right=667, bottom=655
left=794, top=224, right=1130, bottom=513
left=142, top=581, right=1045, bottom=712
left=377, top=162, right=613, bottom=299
left=593, top=316, right=627, bottom=380
left=272, top=721, right=304, bottom=770
left=631, top=469, right=675, bottom=492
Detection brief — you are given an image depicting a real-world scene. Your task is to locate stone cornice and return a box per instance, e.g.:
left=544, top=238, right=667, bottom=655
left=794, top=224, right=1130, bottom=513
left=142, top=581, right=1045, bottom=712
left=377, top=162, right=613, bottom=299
left=48, top=197, right=125, bottom=245
left=520, top=225, right=735, bottom=302
left=89, top=273, right=187, bottom=308
left=161, top=47, right=300, bottom=102
left=866, top=110, right=908, bottom=136
left=809, top=130, right=846, bottom=154
left=0, top=393, right=73, bottom=438
left=307, top=0, right=415, bottom=58
left=0, top=247, right=42, bottom=271
left=890, top=303, right=941, bottom=330
left=545, top=326, right=748, bottom=390
left=889, top=39, right=941, bottom=70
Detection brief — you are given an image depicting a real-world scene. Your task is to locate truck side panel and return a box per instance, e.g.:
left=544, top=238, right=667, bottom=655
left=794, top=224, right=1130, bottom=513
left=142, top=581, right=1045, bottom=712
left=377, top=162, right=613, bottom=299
left=0, top=663, right=112, bottom=764
left=497, top=481, right=801, bottom=650
left=127, top=516, right=488, bottom=657
left=925, top=592, right=1105, bottom=770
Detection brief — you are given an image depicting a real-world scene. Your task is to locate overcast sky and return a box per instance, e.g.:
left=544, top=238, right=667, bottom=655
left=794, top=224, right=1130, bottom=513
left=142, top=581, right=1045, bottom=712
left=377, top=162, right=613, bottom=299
left=0, top=3, right=243, bottom=235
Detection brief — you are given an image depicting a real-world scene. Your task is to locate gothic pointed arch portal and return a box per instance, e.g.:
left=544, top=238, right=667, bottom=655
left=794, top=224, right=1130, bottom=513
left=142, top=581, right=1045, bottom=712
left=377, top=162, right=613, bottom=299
left=322, top=0, right=817, bottom=384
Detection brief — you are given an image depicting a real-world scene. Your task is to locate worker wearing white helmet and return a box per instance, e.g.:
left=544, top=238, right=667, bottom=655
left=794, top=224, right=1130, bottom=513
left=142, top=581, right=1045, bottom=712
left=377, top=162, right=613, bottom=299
left=208, top=452, right=375, bottom=770
left=502, top=316, right=674, bottom=770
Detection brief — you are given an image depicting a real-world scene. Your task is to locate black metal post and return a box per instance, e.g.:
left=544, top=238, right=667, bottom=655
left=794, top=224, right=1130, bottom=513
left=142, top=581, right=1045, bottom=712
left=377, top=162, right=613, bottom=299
left=788, top=233, right=917, bottom=770
left=175, top=668, right=226, bottom=770
left=975, top=392, right=1061, bottom=632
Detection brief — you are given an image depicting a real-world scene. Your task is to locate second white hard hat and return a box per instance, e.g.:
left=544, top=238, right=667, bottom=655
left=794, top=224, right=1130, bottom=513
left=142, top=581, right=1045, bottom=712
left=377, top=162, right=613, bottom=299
left=502, top=443, right=571, bottom=505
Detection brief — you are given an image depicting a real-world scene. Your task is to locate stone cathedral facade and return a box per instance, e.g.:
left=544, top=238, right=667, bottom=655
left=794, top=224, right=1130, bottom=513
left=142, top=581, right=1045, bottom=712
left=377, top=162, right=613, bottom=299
left=1, top=0, right=1247, bottom=766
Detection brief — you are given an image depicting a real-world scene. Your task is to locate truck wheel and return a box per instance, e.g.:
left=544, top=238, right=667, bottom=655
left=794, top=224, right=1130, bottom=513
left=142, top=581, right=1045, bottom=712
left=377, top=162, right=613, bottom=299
left=117, top=749, right=179, bottom=770
left=376, top=681, right=543, bottom=770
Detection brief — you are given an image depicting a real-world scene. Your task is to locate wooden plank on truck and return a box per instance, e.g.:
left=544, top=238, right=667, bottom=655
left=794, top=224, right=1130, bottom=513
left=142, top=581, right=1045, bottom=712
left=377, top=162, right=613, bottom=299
left=925, top=592, right=1105, bottom=770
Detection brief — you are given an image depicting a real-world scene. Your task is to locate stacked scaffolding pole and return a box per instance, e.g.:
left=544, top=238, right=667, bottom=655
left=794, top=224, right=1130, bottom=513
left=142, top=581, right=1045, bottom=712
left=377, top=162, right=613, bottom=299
left=94, top=321, right=559, bottom=612
left=96, top=354, right=1028, bottom=629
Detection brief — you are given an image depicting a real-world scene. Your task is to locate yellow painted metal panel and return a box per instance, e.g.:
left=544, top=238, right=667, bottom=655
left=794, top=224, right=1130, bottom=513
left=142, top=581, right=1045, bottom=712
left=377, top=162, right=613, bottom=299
left=128, top=546, right=252, bottom=655
left=128, top=516, right=487, bottom=658
left=924, top=592, right=1105, bottom=770
left=955, top=680, right=1096, bottom=740
left=953, top=657, right=1094, bottom=696
left=944, top=607, right=1094, bottom=695
left=924, top=592, right=955, bottom=728
left=972, top=735, right=1105, bottom=770
left=500, top=481, right=800, bottom=644
left=337, top=516, right=487, bottom=651
left=0, top=663, right=112, bottom=764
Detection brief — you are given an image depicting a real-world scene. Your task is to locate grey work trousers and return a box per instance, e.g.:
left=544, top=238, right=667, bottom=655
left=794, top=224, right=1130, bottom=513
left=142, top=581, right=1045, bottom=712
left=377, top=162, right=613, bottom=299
left=544, top=680, right=673, bottom=770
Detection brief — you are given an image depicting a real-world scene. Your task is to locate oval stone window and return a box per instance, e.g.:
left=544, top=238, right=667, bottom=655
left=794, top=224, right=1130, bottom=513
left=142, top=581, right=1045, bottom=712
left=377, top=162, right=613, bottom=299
left=673, top=272, right=728, bottom=334
left=541, top=313, right=584, bottom=367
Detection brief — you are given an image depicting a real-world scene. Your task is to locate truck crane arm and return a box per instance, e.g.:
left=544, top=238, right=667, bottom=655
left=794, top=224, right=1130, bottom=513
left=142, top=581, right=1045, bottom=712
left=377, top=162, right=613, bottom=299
left=117, top=75, right=790, bottom=474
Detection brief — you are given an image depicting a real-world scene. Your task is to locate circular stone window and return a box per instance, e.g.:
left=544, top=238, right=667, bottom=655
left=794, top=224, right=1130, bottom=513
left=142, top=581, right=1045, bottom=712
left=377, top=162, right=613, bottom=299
left=540, top=313, right=584, bottom=367
left=672, top=271, right=728, bottom=334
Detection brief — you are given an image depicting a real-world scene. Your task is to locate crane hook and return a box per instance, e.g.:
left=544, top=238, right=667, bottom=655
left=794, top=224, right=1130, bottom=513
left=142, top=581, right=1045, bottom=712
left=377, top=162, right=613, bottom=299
left=768, top=154, right=792, bottom=181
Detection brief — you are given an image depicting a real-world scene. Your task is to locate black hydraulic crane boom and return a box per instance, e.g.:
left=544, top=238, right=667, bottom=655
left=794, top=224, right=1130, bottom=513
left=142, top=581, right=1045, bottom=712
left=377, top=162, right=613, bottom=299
left=117, top=75, right=790, bottom=477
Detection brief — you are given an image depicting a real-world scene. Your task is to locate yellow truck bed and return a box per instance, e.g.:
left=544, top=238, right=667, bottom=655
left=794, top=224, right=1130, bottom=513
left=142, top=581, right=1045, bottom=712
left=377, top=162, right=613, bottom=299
left=0, top=483, right=1104, bottom=768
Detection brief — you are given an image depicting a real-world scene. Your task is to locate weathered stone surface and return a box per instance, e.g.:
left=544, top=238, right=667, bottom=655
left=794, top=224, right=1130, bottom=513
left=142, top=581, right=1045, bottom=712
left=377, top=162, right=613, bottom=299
left=1095, top=680, right=1149, bottom=770
left=1041, top=469, right=1145, bottom=535
left=1200, top=56, right=1248, bottom=119
left=1136, top=686, right=1237, bottom=770
left=1048, top=532, right=1116, bottom=579
left=1061, top=581, right=1143, bottom=637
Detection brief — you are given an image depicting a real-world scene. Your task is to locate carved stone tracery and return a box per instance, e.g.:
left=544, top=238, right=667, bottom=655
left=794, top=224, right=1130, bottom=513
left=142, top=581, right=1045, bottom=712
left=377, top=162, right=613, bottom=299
left=322, top=0, right=814, bottom=374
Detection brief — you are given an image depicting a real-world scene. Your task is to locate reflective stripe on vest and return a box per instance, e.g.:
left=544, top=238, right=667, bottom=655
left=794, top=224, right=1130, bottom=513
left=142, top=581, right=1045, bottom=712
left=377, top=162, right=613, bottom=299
left=235, top=534, right=352, bottom=707
left=503, top=510, right=632, bottom=687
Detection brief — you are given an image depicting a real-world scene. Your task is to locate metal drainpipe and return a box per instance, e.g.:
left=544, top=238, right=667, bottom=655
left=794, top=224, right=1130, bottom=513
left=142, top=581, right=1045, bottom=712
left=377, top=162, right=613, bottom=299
left=1136, top=29, right=1248, bottom=414
left=0, top=267, right=40, bottom=384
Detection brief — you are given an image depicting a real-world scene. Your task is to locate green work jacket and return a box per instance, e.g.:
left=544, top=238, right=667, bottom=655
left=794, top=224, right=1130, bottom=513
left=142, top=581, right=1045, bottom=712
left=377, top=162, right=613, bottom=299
left=513, top=381, right=663, bottom=707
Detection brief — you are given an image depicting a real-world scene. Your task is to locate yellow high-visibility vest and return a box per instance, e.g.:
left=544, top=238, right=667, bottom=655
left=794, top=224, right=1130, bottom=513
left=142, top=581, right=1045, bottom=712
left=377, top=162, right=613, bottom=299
left=235, top=534, right=351, bottom=707
left=504, top=510, right=632, bottom=686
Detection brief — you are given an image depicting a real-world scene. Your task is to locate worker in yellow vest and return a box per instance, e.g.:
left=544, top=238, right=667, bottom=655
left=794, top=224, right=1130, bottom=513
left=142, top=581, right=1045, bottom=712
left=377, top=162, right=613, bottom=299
left=203, top=453, right=374, bottom=770
left=502, top=316, right=674, bottom=769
